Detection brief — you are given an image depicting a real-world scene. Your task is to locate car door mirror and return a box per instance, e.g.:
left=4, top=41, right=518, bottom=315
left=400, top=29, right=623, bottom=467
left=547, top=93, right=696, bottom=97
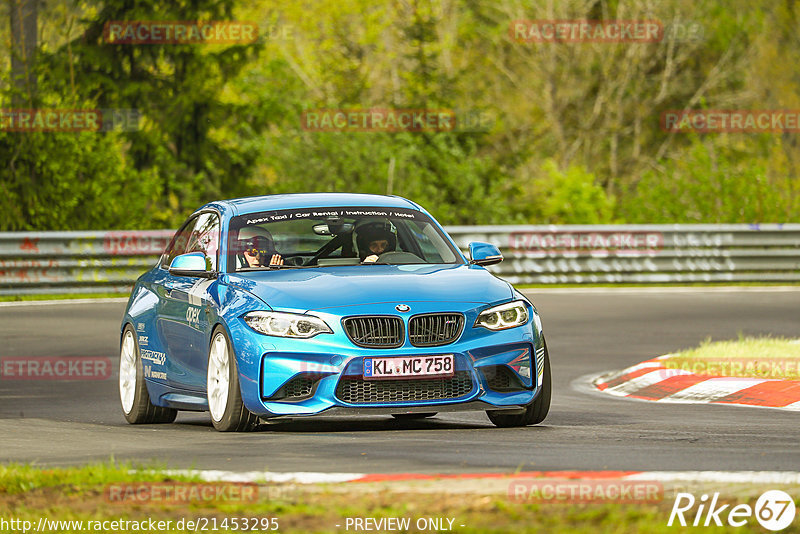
left=169, top=252, right=215, bottom=278
left=468, top=242, right=503, bottom=266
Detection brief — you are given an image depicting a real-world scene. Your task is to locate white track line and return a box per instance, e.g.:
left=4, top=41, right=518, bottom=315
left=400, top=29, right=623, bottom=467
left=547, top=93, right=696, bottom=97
left=160, top=469, right=365, bottom=484
left=0, top=298, right=129, bottom=307
left=153, top=469, right=800, bottom=485
left=604, top=369, right=694, bottom=396
left=625, top=472, right=800, bottom=484
left=579, top=371, right=800, bottom=412
left=594, top=360, right=666, bottom=385
left=659, top=378, right=766, bottom=402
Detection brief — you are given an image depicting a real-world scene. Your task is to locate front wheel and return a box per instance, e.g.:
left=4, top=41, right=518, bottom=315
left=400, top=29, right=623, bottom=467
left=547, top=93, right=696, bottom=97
left=119, top=325, right=177, bottom=424
left=487, top=339, right=551, bottom=427
left=207, top=327, right=259, bottom=432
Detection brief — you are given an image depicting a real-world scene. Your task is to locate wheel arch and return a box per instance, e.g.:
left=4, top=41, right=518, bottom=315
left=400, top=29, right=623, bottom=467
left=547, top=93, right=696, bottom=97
left=207, top=317, right=270, bottom=417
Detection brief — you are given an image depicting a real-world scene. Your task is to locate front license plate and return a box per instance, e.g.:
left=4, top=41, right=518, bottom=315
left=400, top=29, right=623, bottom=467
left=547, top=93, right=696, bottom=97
left=363, top=355, right=454, bottom=379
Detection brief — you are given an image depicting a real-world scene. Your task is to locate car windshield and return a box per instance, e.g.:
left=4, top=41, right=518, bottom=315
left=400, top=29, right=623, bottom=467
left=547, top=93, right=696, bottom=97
left=227, top=206, right=463, bottom=271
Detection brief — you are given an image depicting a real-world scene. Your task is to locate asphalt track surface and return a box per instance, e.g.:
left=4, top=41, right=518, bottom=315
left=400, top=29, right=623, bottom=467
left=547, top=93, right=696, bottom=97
left=1, top=289, right=798, bottom=474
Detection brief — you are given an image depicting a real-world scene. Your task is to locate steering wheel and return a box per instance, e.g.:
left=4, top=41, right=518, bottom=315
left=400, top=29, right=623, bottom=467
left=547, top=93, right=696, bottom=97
left=282, top=255, right=306, bottom=266
left=374, top=251, right=425, bottom=265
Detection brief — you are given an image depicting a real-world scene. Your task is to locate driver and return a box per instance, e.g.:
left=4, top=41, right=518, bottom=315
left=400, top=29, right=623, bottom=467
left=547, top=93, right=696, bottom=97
left=236, top=228, right=284, bottom=268
left=355, top=220, right=397, bottom=263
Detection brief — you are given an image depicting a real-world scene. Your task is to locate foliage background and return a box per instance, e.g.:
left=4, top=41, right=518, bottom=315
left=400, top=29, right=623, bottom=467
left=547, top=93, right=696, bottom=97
left=1, top=0, right=798, bottom=230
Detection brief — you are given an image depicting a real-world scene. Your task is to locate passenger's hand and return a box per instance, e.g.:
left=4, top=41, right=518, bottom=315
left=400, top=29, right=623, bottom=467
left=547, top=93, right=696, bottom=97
left=363, top=254, right=379, bottom=263
left=269, top=254, right=284, bottom=266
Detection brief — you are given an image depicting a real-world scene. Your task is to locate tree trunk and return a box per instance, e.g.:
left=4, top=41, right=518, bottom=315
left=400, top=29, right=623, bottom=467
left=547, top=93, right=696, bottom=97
left=9, top=0, right=38, bottom=105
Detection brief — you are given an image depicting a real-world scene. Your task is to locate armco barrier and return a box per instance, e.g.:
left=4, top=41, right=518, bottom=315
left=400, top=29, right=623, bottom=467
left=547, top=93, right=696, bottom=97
left=1, top=224, right=799, bottom=294
left=0, top=231, right=173, bottom=295
left=446, top=224, right=800, bottom=284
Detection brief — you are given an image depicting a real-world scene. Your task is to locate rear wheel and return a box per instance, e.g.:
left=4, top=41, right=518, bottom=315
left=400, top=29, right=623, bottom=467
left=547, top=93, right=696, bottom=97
left=391, top=413, right=437, bottom=420
left=207, top=327, right=258, bottom=432
left=119, top=325, right=177, bottom=424
left=487, top=340, right=551, bottom=427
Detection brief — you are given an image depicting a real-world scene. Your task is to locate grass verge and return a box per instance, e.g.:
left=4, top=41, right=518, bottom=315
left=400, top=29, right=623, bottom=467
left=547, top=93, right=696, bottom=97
left=1, top=462, right=796, bottom=533
left=662, top=336, right=800, bottom=379
left=0, top=461, right=200, bottom=494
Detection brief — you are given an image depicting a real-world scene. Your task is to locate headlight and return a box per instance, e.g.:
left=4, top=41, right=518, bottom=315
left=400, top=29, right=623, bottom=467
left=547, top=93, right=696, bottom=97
left=474, top=300, right=529, bottom=331
left=244, top=311, right=332, bottom=338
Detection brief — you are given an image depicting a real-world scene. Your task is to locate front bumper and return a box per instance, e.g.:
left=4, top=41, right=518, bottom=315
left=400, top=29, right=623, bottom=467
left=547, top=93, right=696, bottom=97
left=242, top=341, right=544, bottom=417
left=228, top=302, right=545, bottom=418
left=266, top=400, right=530, bottom=419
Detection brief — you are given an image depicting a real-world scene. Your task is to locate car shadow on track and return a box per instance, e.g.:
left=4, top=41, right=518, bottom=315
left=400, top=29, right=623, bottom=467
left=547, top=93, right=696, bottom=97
left=257, top=417, right=492, bottom=433
left=170, top=414, right=541, bottom=433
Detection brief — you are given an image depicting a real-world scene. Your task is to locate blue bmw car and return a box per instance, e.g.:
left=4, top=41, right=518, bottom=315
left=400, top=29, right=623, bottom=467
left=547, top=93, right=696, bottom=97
left=119, top=193, right=550, bottom=431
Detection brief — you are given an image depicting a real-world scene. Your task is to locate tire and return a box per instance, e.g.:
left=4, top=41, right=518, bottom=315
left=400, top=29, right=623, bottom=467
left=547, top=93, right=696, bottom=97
left=119, top=325, right=178, bottom=424
left=391, top=413, right=437, bottom=420
left=207, top=326, right=259, bottom=432
left=487, top=339, right=551, bottom=427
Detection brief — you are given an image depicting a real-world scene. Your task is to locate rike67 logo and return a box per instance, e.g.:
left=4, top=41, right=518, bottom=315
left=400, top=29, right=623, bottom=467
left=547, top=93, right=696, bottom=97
left=669, top=490, right=796, bottom=531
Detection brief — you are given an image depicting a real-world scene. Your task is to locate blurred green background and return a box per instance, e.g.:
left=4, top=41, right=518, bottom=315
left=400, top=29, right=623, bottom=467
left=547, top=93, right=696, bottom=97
left=2, top=0, right=798, bottom=230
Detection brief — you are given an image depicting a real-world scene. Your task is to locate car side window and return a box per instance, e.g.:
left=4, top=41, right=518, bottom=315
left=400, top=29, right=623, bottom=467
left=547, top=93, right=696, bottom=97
left=185, top=212, right=221, bottom=271
left=161, top=215, right=199, bottom=268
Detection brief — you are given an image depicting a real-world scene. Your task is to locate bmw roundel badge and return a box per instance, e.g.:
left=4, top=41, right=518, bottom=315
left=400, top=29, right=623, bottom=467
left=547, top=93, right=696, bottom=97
left=395, top=304, right=410, bottom=312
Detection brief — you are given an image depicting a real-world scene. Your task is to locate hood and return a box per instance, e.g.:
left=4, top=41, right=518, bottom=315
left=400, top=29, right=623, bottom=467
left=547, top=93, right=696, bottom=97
left=224, top=264, right=513, bottom=312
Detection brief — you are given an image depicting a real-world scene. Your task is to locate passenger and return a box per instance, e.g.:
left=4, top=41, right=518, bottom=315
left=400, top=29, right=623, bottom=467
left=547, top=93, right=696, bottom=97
left=237, top=230, right=283, bottom=268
